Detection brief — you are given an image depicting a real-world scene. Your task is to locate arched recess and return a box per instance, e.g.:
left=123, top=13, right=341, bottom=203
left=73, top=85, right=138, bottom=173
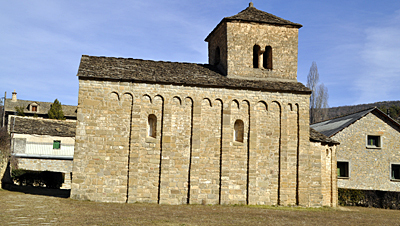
left=294, top=103, right=300, bottom=205
left=231, top=99, right=240, bottom=109
left=110, top=92, right=120, bottom=101
left=288, top=103, right=293, bottom=111
left=122, top=92, right=134, bottom=203
left=123, top=92, right=133, bottom=102
left=257, top=101, right=268, bottom=112
left=142, top=94, right=152, bottom=104
left=248, top=100, right=271, bottom=204
left=202, top=98, right=212, bottom=107
left=271, top=101, right=282, bottom=205
left=153, top=95, right=164, bottom=204
left=172, top=96, right=182, bottom=105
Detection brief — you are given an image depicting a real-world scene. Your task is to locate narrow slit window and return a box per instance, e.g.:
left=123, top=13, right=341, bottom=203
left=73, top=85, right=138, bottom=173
left=148, top=114, right=157, bottom=138
left=234, top=119, right=244, bottom=142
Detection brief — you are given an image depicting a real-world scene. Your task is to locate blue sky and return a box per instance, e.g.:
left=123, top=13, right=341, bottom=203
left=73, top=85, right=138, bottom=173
left=1, top=0, right=399, bottom=107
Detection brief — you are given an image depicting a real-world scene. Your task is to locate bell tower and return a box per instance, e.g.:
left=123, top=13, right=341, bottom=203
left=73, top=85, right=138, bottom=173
left=205, top=3, right=302, bottom=82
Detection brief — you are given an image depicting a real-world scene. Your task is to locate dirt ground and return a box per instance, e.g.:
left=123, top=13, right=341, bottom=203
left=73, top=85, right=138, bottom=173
left=1, top=189, right=400, bottom=225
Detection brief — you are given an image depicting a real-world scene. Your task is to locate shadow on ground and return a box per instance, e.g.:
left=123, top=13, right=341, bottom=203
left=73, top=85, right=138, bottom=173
left=2, top=183, right=70, bottom=198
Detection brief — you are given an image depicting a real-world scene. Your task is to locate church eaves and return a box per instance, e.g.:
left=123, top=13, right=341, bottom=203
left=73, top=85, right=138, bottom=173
left=77, top=55, right=311, bottom=94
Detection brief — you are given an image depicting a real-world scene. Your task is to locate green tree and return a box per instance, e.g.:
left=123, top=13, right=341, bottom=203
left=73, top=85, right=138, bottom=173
left=14, top=106, right=25, bottom=116
left=48, top=99, right=65, bottom=120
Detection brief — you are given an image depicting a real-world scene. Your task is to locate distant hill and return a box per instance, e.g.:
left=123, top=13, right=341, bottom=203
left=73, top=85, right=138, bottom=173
left=326, top=100, right=400, bottom=123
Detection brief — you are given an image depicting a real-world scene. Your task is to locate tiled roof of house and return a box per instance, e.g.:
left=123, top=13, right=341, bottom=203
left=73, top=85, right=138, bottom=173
left=4, top=99, right=77, bottom=118
left=224, top=3, right=302, bottom=28
left=9, top=116, right=76, bottom=137
left=309, top=128, right=339, bottom=145
left=77, top=55, right=311, bottom=94
left=311, top=107, right=400, bottom=137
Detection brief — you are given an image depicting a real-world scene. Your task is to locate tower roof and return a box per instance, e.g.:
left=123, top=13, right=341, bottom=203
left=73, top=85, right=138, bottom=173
left=225, top=3, right=302, bottom=28
left=206, top=3, right=302, bottom=41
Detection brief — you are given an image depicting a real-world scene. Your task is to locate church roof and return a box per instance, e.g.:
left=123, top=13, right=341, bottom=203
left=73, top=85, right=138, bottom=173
left=224, top=3, right=302, bottom=28
left=77, top=55, right=311, bottom=94
left=9, top=116, right=76, bottom=137
left=311, top=107, right=400, bottom=137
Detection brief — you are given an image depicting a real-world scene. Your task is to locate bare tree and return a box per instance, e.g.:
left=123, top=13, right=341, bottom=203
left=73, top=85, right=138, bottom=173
left=307, top=61, right=329, bottom=124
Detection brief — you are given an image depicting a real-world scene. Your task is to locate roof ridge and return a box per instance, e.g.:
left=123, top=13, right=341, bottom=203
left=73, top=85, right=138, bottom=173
left=5, top=98, right=76, bottom=107
left=83, top=55, right=208, bottom=66
left=312, top=107, right=375, bottom=125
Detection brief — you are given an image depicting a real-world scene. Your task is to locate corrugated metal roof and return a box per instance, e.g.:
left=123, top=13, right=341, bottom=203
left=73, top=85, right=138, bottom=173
left=311, top=107, right=400, bottom=137
left=311, top=108, right=374, bottom=137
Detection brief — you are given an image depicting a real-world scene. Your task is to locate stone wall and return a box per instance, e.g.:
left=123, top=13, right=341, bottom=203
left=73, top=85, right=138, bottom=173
left=207, top=22, right=299, bottom=82
left=310, top=142, right=337, bottom=207
left=334, top=111, right=400, bottom=191
left=71, top=79, right=330, bottom=207
left=17, top=158, right=72, bottom=173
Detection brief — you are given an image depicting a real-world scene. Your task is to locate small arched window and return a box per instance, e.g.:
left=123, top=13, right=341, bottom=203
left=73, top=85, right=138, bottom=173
left=264, top=46, right=272, bottom=69
left=148, top=114, right=157, bottom=138
left=214, top=46, right=220, bottom=65
left=234, top=119, right=244, bottom=142
left=253, top=45, right=261, bottom=68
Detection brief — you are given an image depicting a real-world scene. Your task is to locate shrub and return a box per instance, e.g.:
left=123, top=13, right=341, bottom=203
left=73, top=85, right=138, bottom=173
left=339, top=188, right=400, bottom=209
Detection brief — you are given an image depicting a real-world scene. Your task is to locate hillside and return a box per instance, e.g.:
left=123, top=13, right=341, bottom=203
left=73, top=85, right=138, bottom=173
left=326, top=100, right=400, bottom=122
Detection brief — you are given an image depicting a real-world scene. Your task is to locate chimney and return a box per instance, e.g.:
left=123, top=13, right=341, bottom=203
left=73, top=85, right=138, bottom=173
left=11, top=90, right=17, bottom=102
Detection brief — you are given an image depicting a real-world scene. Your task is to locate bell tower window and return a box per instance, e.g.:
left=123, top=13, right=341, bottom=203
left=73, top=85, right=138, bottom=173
left=253, top=45, right=261, bottom=68
left=264, top=46, right=273, bottom=69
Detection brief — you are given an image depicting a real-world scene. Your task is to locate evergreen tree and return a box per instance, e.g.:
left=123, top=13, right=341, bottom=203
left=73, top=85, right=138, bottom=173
left=48, top=99, right=65, bottom=120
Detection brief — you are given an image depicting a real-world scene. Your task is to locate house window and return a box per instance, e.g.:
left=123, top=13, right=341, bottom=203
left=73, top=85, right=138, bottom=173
left=148, top=114, right=157, bottom=138
left=263, top=46, right=272, bottom=69
left=31, top=105, right=37, bottom=112
left=391, top=164, right=400, bottom=180
left=367, top=135, right=381, bottom=148
left=234, top=119, right=244, bottom=142
left=337, top=161, right=349, bottom=178
left=53, top=140, right=61, bottom=149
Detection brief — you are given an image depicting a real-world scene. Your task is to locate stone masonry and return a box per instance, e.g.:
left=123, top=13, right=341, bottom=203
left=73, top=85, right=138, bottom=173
left=333, top=110, right=400, bottom=191
left=71, top=3, right=337, bottom=207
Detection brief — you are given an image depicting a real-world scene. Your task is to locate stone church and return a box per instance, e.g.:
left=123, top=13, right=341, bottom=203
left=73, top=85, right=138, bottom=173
left=71, top=3, right=338, bottom=207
